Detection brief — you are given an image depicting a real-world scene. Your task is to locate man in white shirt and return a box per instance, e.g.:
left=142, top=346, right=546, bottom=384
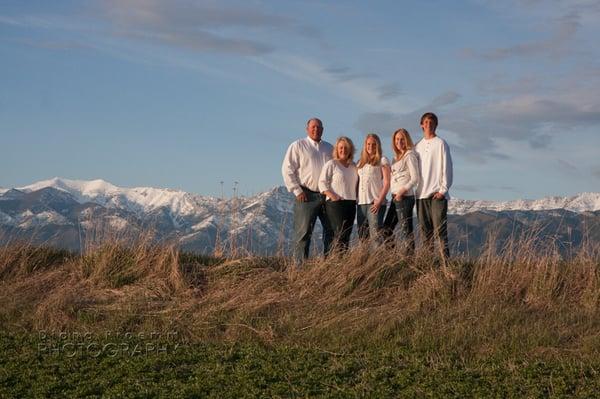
left=282, top=118, right=334, bottom=264
left=415, top=112, right=453, bottom=260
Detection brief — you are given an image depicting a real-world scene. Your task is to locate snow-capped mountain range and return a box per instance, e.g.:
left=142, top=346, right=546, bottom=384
left=1, top=177, right=599, bottom=255
left=450, top=193, right=600, bottom=215
left=3, top=177, right=600, bottom=215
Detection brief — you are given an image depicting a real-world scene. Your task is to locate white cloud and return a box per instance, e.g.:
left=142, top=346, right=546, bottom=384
left=100, top=0, right=323, bottom=55
left=254, top=54, right=418, bottom=113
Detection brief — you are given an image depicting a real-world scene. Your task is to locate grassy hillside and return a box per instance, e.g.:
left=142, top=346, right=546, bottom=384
left=1, top=238, right=599, bottom=396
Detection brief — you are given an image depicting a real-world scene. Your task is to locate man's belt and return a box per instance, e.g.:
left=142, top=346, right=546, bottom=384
left=300, top=186, right=320, bottom=194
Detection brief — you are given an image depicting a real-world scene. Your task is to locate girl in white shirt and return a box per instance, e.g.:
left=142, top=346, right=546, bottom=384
left=356, top=133, right=391, bottom=245
left=383, top=128, right=420, bottom=254
left=319, top=136, right=358, bottom=252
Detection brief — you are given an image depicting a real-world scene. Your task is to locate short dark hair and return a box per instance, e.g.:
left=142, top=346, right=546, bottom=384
left=306, top=117, right=323, bottom=127
left=420, top=112, right=438, bottom=129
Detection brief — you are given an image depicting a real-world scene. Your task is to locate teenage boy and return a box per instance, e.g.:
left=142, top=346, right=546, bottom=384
left=415, top=112, right=453, bottom=259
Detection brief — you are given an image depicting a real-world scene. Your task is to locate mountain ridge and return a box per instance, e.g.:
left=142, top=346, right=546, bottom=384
left=2, top=178, right=599, bottom=256
left=15, top=177, right=600, bottom=215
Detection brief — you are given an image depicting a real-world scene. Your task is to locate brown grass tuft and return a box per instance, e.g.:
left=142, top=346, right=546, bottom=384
left=1, top=232, right=599, bottom=359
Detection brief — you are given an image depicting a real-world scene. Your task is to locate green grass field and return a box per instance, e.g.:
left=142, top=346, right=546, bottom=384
left=3, top=332, right=600, bottom=398
left=1, top=240, right=600, bottom=397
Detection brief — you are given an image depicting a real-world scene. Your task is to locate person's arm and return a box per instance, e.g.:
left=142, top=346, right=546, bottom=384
left=281, top=142, right=306, bottom=201
left=435, top=140, right=453, bottom=199
left=319, top=162, right=340, bottom=201
left=405, top=152, right=420, bottom=194
left=393, top=153, right=419, bottom=201
left=371, top=164, right=390, bottom=214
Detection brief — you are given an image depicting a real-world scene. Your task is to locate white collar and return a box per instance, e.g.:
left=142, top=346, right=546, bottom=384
left=306, top=136, right=322, bottom=146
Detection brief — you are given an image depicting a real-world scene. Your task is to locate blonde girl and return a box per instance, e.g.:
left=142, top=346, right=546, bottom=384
left=383, top=128, right=419, bottom=253
left=356, top=133, right=391, bottom=244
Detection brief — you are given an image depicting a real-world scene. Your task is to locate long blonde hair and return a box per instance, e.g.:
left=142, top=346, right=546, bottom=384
left=392, top=128, right=414, bottom=160
left=357, top=133, right=383, bottom=168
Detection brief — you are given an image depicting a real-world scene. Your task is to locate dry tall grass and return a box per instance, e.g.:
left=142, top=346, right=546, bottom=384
left=1, top=234, right=599, bottom=359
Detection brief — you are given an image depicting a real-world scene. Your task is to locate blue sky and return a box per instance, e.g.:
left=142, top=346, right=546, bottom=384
left=1, top=0, right=599, bottom=200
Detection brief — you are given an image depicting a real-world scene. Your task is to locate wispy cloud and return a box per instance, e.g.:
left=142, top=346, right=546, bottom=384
left=476, top=74, right=542, bottom=96
left=478, top=12, right=578, bottom=60
left=442, top=90, right=600, bottom=160
left=0, top=15, right=27, bottom=27
left=105, top=0, right=290, bottom=29
left=353, top=91, right=464, bottom=143
left=118, top=28, right=273, bottom=55
left=376, top=83, right=402, bottom=100
left=256, top=54, right=416, bottom=113
left=322, top=66, right=374, bottom=82
left=2, top=1, right=323, bottom=57
left=355, top=73, right=600, bottom=163
left=481, top=91, right=600, bottom=128
left=4, top=37, right=92, bottom=51
left=465, top=0, right=600, bottom=62
left=557, top=159, right=579, bottom=175
left=430, top=91, right=461, bottom=108
left=100, top=0, right=320, bottom=56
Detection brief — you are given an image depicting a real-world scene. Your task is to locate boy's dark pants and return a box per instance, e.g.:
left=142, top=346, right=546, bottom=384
left=416, top=197, right=449, bottom=259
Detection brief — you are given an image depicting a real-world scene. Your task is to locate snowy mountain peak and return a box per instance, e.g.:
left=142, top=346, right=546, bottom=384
left=17, top=177, right=204, bottom=216
left=20, top=177, right=119, bottom=197
left=450, top=192, right=600, bottom=215
left=8, top=178, right=600, bottom=217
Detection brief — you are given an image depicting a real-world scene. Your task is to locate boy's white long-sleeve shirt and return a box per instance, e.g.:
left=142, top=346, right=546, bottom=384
left=415, top=136, right=453, bottom=199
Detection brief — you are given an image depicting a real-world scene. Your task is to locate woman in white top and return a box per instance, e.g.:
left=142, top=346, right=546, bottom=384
left=356, top=133, right=391, bottom=245
left=383, top=128, right=420, bottom=254
left=318, top=136, right=358, bottom=252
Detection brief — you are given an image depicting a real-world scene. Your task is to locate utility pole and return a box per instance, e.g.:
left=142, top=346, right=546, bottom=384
left=214, top=180, right=225, bottom=257
left=230, top=181, right=239, bottom=257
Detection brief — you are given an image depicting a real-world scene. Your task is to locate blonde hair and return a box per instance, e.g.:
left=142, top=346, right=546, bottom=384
left=392, top=128, right=414, bottom=160
left=332, top=136, right=355, bottom=162
left=357, top=133, right=383, bottom=168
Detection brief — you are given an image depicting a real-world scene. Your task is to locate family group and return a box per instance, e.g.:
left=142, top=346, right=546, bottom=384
left=282, top=112, right=453, bottom=264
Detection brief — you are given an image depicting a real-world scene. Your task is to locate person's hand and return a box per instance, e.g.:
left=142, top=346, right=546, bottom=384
left=328, top=193, right=341, bottom=201
left=296, top=192, right=307, bottom=202
left=394, top=188, right=407, bottom=202
left=370, top=201, right=381, bottom=214
left=433, top=192, right=445, bottom=200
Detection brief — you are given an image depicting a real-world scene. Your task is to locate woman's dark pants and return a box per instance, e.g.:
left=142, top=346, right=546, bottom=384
left=382, top=196, right=415, bottom=254
left=325, top=200, right=357, bottom=252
